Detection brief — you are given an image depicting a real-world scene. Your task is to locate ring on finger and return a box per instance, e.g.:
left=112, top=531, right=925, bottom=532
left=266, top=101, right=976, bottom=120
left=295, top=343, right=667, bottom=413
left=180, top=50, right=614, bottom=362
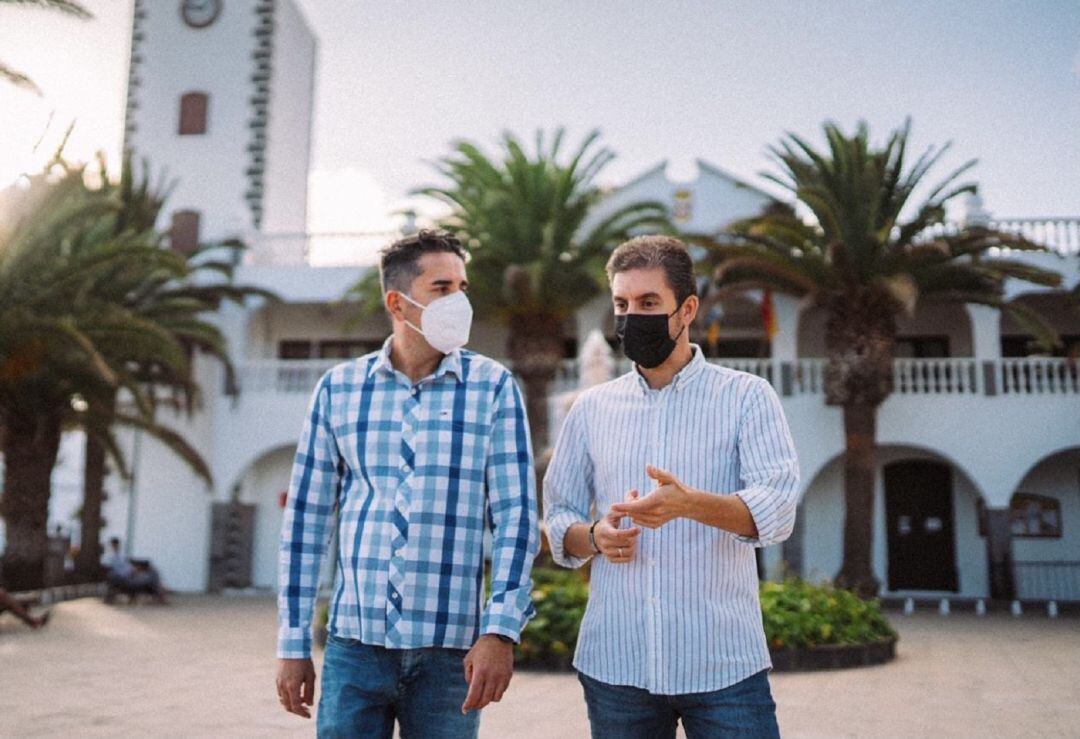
left=618, top=548, right=624, bottom=558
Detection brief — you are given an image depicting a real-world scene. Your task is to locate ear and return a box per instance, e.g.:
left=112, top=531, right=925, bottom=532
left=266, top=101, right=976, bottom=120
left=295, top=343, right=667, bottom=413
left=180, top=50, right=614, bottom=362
left=385, top=291, right=405, bottom=321
left=683, top=295, right=700, bottom=324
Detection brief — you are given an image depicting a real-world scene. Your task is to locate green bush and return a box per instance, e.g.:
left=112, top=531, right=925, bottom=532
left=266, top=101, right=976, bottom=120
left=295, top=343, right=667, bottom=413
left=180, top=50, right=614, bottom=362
left=760, top=577, right=896, bottom=650
left=515, top=566, right=589, bottom=668
left=515, top=569, right=896, bottom=666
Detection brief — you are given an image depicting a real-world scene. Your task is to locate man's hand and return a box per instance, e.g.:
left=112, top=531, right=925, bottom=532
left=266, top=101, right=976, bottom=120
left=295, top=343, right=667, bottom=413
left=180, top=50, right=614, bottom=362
left=593, top=490, right=642, bottom=564
left=462, top=634, right=514, bottom=713
left=276, top=658, right=317, bottom=718
left=610, top=465, right=694, bottom=529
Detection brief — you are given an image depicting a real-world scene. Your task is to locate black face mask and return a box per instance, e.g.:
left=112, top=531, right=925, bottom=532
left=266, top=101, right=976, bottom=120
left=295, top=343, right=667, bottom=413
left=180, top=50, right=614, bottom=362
left=616, top=307, right=685, bottom=369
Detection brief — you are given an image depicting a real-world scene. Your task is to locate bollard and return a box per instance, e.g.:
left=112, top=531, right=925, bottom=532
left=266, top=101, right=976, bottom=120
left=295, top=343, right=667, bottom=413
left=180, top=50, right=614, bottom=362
left=903, top=597, right=915, bottom=615
left=1011, top=600, right=1022, bottom=616
left=975, top=599, right=986, bottom=616
left=938, top=598, right=950, bottom=616
left=1048, top=601, right=1058, bottom=618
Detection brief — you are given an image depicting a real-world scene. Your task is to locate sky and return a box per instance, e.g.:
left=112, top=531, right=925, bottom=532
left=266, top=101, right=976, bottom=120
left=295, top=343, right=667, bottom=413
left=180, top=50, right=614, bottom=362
left=1, top=0, right=1078, bottom=233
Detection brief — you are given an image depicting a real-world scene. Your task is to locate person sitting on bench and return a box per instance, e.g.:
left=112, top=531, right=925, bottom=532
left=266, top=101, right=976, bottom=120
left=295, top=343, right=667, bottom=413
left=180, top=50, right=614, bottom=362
left=103, top=538, right=168, bottom=604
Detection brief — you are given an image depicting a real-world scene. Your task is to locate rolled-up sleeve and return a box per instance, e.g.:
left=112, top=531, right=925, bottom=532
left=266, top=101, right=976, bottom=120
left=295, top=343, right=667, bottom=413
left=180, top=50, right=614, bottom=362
left=543, top=395, right=595, bottom=569
left=481, top=374, right=540, bottom=642
left=734, top=378, right=800, bottom=548
left=277, top=371, right=341, bottom=658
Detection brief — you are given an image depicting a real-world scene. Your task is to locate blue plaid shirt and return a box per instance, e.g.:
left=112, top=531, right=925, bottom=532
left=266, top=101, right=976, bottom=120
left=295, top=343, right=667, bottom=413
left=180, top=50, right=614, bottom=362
left=277, top=338, right=539, bottom=658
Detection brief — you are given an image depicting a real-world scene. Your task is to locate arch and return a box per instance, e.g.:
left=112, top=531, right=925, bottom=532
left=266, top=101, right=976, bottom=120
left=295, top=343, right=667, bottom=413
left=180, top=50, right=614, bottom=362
left=225, top=441, right=297, bottom=500
left=798, top=442, right=987, bottom=504
left=1004, top=444, right=1080, bottom=503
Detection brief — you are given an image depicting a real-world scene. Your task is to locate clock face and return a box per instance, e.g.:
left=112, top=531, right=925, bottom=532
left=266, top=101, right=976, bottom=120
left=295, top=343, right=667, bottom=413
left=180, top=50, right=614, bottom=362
left=180, top=0, right=222, bottom=29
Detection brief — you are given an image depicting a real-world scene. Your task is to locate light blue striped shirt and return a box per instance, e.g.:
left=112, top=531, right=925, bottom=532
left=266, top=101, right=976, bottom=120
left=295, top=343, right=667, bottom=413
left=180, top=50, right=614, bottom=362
left=278, top=338, right=539, bottom=659
left=544, top=346, right=800, bottom=695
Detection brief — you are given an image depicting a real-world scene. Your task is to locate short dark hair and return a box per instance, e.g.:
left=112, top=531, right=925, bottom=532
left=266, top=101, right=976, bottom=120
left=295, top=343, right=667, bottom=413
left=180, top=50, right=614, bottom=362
left=605, top=235, right=696, bottom=304
left=379, top=229, right=467, bottom=295
left=109, top=537, right=120, bottom=548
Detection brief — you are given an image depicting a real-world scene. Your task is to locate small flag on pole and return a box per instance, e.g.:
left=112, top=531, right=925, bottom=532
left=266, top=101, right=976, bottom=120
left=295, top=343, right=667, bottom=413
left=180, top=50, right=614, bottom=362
left=762, top=289, right=778, bottom=340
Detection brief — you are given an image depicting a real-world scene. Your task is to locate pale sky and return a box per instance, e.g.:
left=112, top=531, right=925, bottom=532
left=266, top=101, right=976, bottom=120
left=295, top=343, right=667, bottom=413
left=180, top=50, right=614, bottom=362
left=1, top=0, right=1077, bottom=232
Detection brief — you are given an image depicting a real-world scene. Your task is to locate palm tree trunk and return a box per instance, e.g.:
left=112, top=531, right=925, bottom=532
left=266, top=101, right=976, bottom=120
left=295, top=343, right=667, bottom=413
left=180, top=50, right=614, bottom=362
left=74, top=426, right=108, bottom=579
left=506, top=312, right=566, bottom=453
left=834, top=402, right=882, bottom=598
left=0, top=411, right=62, bottom=590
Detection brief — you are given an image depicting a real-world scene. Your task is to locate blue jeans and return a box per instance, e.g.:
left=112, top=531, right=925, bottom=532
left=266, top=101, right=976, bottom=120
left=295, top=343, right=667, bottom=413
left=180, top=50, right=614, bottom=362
left=317, top=634, right=480, bottom=739
left=578, top=669, right=780, bottom=739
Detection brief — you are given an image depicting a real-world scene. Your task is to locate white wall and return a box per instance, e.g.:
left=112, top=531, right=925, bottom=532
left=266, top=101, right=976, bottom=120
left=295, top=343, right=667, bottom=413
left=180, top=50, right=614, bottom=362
left=260, top=0, right=316, bottom=234
left=128, top=0, right=258, bottom=239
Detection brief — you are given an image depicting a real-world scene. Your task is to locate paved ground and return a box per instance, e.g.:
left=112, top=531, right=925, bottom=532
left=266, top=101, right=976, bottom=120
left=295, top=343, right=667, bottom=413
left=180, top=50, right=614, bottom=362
left=1, top=595, right=1077, bottom=738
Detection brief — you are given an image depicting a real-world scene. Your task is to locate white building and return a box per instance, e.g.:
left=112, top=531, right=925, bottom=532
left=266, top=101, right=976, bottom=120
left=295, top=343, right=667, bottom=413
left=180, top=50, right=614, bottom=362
left=46, top=2, right=1080, bottom=604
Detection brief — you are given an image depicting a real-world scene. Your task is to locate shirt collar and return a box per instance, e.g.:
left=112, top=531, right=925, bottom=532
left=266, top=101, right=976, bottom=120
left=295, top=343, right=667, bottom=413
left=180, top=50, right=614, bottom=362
left=633, top=344, right=706, bottom=394
left=368, top=335, right=464, bottom=384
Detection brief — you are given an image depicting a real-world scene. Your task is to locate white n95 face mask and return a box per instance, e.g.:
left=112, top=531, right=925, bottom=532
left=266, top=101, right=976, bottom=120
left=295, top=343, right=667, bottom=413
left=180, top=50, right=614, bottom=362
left=400, top=290, right=473, bottom=354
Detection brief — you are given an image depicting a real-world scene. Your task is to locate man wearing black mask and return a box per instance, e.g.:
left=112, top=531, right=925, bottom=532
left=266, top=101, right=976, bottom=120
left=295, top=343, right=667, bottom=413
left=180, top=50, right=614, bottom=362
left=544, top=235, right=800, bottom=738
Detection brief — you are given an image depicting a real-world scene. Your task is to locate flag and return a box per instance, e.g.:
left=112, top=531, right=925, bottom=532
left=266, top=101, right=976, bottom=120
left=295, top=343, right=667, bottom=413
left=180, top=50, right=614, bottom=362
left=762, top=289, right=778, bottom=340
left=706, top=320, right=721, bottom=354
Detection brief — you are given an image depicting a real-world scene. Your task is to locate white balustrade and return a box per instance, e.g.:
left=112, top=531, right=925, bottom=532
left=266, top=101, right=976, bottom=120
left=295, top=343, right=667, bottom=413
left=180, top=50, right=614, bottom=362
left=1001, top=357, right=1080, bottom=395
left=230, top=356, right=1079, bottom=397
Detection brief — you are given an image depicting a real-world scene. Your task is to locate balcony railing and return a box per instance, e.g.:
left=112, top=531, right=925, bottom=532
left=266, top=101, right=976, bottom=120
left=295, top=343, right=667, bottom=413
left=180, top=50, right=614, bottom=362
left=236, top=360, right=342, bottom=393
left=232, top=356, right=1080, bottom=397
left=244, top=231, right=401, bottom=268
left=893, top=358, right=980, bottom=395
left=243, top=218, right=1079, bottom=268
left=920, top=217, right=1080, bottom=257
left=988, top=217, right=1080, bottom=257
left=1000, top=358, right=1080, bottom=395
left=1014, top=561, right=1080, bottom=601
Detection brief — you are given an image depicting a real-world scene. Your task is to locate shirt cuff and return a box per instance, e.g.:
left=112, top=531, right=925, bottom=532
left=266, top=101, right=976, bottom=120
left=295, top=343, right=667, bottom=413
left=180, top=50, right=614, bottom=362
left=277, top=625, right=312, bottom=659
left=545, top=512, right=592, bottom=569
left=734, top=486, right=776, bottom=547
left=480, top=600, right=535, bottom=644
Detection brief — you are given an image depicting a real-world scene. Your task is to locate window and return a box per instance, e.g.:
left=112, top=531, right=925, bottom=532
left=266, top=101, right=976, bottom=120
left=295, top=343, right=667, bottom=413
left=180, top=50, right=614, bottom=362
left=179, top=91, right=209, bottom=135
left=1009, top=493, right=1062, bottom=538
left=318, top=340, right=383, bottom=359
left=278, top=341, right=313, bottom=360
left=895, top=336, right=950, bottom=358
left=169, top=210, right=201, bottom=255
left=1002, top=334, right=1080, bottom=358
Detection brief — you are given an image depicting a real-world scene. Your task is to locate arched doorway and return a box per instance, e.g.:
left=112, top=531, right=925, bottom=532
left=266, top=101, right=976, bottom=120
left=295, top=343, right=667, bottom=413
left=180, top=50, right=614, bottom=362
left=233, top=445, right=295, bottom=589
left=884, top=460, right=958, bottom=592
left=797, top=445, right=988, bottom=596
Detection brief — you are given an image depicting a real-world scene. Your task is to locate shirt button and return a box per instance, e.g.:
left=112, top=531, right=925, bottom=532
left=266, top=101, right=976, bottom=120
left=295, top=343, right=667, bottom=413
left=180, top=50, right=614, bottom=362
left=410, top=387, right=419, bottom=396
left=400, top=463, right=410, bottom=473
left=649, top=597, right=659, bottom=605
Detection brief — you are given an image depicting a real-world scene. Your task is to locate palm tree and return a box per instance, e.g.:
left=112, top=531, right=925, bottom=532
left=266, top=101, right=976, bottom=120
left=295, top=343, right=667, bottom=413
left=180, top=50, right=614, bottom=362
left=72, top=157, right=272, bottom=578
left=412, top=128, right=670, bottom=447
left=702, top=120, right=1062, bottom=597
left=0, top=157, right=252, bottom=589
left=0, top=0, right=91, bottom=94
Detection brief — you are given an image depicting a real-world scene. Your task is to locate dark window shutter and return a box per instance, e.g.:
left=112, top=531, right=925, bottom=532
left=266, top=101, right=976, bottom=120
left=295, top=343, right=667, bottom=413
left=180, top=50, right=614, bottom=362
left=179, top=92, right=209, bottom=135
left=170, top=210, right=201, bottom=255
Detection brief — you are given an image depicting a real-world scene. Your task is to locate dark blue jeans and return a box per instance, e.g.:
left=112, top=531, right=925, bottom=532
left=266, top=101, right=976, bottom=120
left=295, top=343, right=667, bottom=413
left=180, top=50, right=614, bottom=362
left=317, top=634, right=480, bottom=739
left=578, top=669, right=780, bottom=739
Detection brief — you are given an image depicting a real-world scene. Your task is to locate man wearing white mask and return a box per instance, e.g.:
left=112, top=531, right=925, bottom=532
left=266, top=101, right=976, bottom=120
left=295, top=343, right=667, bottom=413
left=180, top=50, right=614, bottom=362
left=276, top=230, right=539, bottom=738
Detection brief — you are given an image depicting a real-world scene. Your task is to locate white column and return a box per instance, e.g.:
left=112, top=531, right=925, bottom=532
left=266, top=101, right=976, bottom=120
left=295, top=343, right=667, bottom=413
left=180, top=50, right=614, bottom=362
left=770, top=293, right=802, bottom=396
left=965, top=303, right=1001, bottom=395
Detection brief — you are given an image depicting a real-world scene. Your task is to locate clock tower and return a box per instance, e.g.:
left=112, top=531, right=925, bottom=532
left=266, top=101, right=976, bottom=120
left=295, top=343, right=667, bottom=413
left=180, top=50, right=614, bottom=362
left=123, top=0, right=317, bottom=249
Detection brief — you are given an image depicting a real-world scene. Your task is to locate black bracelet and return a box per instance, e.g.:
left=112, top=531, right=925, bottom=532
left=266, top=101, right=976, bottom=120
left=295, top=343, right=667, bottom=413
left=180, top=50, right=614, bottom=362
left=491, top=634, right=514, bottom=644
left=588, top=519, right=602, bottom=554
